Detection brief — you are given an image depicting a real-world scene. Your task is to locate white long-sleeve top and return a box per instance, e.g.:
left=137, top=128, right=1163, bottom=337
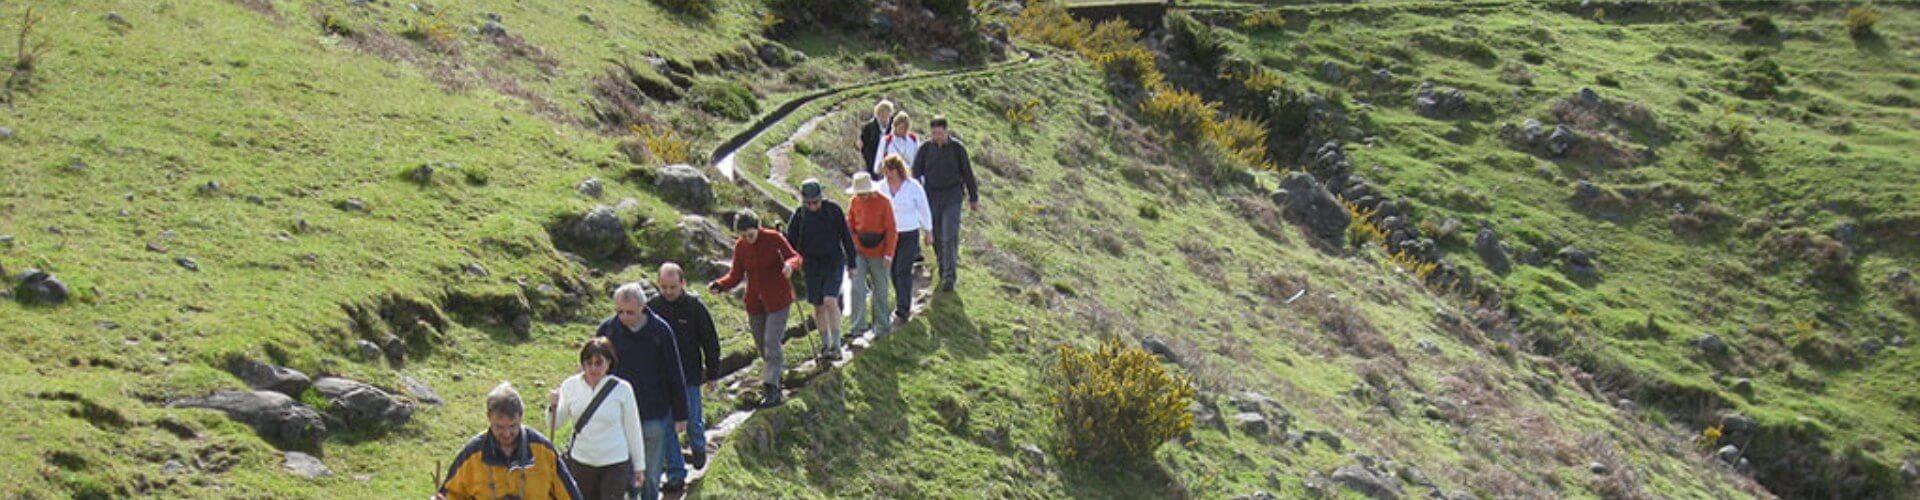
left=872, top=132, right=922, bottom=173
left=886, top=177, right=933, bottom=233
left=550, top=374, right=645, bottom=470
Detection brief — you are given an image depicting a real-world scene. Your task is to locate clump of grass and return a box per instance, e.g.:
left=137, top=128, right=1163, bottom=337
left=689, top=79, right=760, bottom=121
left=651, top=0, right=716, bottom=18
left=1595, top=73, right=1622, bottom=88
left=1047, top=338, right=1194, bottom=463
left=1735, top=14, right=1779, bottom=39
left=1702, top=108, right=1756, bottom=158
left=1846, top=7, right=1879, bottom=39
left=861, top=52, right=898, bottom=74
left=1410, top=30, right=1498, bottom=65
left=1762, top=227, right=1854, bottom=285
left=319, top=12, right=355, bottom=37
left=1733, top=56, right=1788, bottom=99
left=4, top=5, right=51, bottom=104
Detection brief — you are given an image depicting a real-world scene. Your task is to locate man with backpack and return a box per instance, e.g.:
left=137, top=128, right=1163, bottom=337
left=785, top=179, right=858, bottom=361
left=911, top=115, right=980, bottom=292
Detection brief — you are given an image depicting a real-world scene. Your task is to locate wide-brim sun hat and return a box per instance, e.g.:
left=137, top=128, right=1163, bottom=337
left=846, top=172, right=879, bottom=195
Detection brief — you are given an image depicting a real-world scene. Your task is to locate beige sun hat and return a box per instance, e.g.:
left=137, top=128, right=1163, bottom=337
left=845, top=171, right=879, bottom=195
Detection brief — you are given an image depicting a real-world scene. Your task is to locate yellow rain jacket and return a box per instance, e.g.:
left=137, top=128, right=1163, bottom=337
left=438, top=426, right=580, bottom=500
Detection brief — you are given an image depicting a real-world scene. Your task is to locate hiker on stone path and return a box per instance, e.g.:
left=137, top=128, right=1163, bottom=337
left=649, top=262, right=720, bottom=494
left=545, top=338, right=646, bottom=500
left=844, top=171, right=899, bottom=339
left=436, top=382, right=582, bottom=500
left=871, top=111, right=921, bottom=175
left=857, top=99, right=895, bottom=178
left=592, top=283, right=689, bottom=500
left=709, top=209, right=803, bottom=406
left=911, top=115, right=980, bottom=292
left=880, top=154, right=933, bottom=324
left=785, top=179, right=858, bottom=362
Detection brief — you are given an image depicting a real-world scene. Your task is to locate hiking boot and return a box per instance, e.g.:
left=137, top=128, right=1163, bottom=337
left=938, top=281, right=956, bottom=293
left=823, top=349, right=845, bottom=362
left=662, top=477, right=686, bottom=493
left=690, top=445, right=708, bottom=470
left=761, top=383, right=784, bottom=406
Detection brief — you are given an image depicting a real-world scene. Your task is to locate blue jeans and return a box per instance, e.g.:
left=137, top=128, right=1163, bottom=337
left=664, top=384, right=707, bottom=481
left=929, top=190, right=964, bottom=286
left=638, top=418, right=671, bottom=500
left=891, top=231, right=922, bottom=318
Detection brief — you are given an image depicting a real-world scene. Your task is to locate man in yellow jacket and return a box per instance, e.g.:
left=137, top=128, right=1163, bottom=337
left=436, top=382, right=582, bottom=499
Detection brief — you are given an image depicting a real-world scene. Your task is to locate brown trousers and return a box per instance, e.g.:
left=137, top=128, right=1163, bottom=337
left=565, top=457, right=633, bottom=500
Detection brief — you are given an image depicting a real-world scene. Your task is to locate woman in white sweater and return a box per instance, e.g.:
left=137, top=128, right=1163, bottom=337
left=548, top=337, right=647, bottom=500
left=880, top=154, right=933, bottom=326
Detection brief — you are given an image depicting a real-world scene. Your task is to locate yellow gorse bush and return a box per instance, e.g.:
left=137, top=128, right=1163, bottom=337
left=1211, top=115, right=1275, bottom=172
left=1015, top=1, right=1283, bottom=174
left=1139, top=88, right=1217, bottom=138
left=1239, top=9, right=1287, bottom=31
left=1046, top=339, right=1195, bottom=462
left=1344, top=201, right=1387, bottom=245
left=629, top=123, right=694, bottom=165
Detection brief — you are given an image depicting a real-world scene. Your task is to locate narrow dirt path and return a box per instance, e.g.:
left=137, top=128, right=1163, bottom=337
left=762, top=112, right=833, bottom=199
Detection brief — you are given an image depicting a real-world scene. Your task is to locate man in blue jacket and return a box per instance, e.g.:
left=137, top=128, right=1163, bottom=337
left=595, top=282, right=688, bottom=500
left=785, top=179, right=858, bottom=361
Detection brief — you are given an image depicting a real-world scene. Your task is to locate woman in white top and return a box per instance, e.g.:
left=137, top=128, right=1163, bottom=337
left=548, top=337, right=647, bottom=500
left=880, top=154, right=933, bottom=323
left=872, top=111, right=921, bottom=174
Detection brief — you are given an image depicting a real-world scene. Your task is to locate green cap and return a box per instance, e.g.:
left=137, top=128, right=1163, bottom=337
left=800, top=179, right=824, bottom=201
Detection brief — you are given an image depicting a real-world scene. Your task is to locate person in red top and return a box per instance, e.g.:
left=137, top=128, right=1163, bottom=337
left=844, top=172, right=898, bottom=340
left=707, top=209, right=802, bottom=406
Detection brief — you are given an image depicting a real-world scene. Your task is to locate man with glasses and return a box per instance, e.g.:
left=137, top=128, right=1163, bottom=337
left=594, top=283, right=688, bottom=500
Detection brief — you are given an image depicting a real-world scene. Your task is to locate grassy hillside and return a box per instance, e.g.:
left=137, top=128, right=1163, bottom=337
left=1174, top=0, right=1920, bottom=496
left=0, top=0, right=1913, bottom=498
left=700, top=57, right=1762, bottom=498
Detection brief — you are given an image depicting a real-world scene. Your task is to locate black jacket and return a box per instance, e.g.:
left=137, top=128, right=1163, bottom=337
left=648, top=292, right=721, bottom=384
left=912, top=138, right=978, bottom=203
left=859, top=118, right=886, bottom=177
left=785, top=200, right=857, bottom=263
left=594, top=313, right=689, bottom=422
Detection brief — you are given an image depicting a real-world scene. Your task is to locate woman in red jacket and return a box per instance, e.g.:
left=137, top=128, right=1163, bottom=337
left=708, top=210, right=803, bottom=406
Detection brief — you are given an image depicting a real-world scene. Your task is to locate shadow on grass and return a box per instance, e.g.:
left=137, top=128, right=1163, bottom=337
left=1059, top=459, right=1187, bottom=499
